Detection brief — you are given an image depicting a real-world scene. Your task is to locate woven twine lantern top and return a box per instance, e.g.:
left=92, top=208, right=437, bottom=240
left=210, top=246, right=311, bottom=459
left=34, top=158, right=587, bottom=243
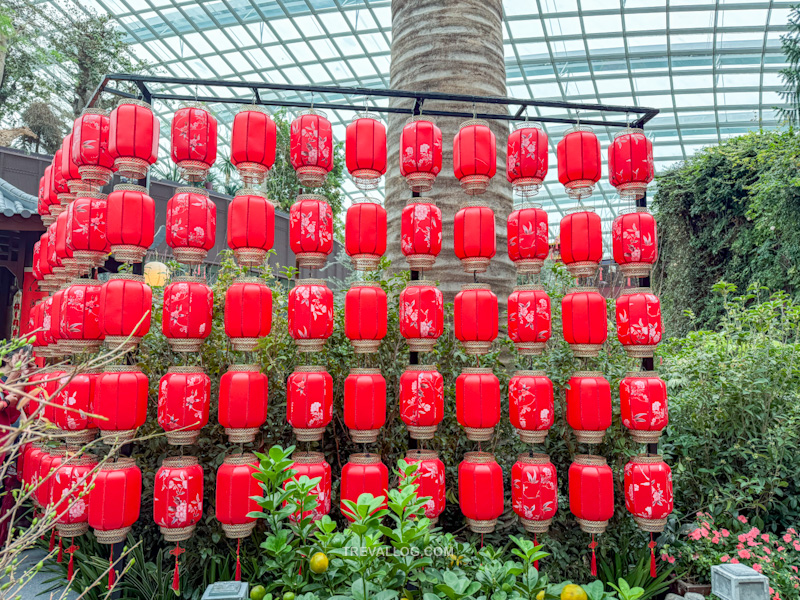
left=566, top=286, right=599, bottom=295
left=162, top=456, right=199, bottom=468
left=406, top=449, right=439, bottom=461
left=113, top=184, right=148, bottom=194
left=625, top=370, right=660, bottom=378
left=171, top=276, right=206, bottom=284
left=514, top=284, right=544, bottom=292
left=621, top=287, right=652, bottom=296
left=236, top=188, right=268, bottom=199
left=175, top=186, right=209, bottom=197
left=614, top=127, right=645, bottom=140
left=460, top=200, right=489, bottom=208
left=65, top=453, right=97, bottom=466
left=563, top=124, right=594, bottom=136
left=75, top=191, right=108, bottom=200
left=117, top=99, right=152, bottom=110
left=49, top=446, right=67, bottom=458
left=517, top=453, right=551, bottom=465
left=405, top=365, right=437, bottom=372
left=350, top=368, right=381, bottom=375
left=100, top=457, right=137, bottom=471
left=167, top=366, right=206, bottom=374
left=82, top=108, right=109, bottom=117
left=574, top=454, right=607, bottom=467
left=631, top=454, right=664, bottom=464
left=223, top=453, right=256, bottom=466
left=108, top=273, right=145, bottom=283
left=352, top=195, right=382, bottom=205
left=293, top=365, right=326, bottom=373
left=68, top=278, right=101, bottom=287
left=296, top=279, right=327, bottom=287
left=103, top=365, right=143, bottom=373
left=300, top=108, right=327, bottom=119
left=572, top=370, right=605, bottom=378
left=566, top=205, right=595, bottom=214
left=405, top=196, right=435, bottom=206
left=233, top=276, right=267, bottom=285
left=296, top=193, right=328, bottom=203
left=348, top=453, right=381, bottom=466
left=237, top=104, right=270, bottom=115
left=463, top=451, right=496, bottom=464
left=513, top=370, right=547, bottom=377
left=459, top=118, right=490, bottom=130
left=461, top=283, right=492, bottom=292
left=461, top=367, right=493, bottom=375
left=406, top=280, right=437, bottom=288
left=350, top=281, right=381, bottom=289
left=227, top=364, right=260, bottom=372
left=293, top=451, right=325, bottom=464
left=619, top=206, right=652, bottom=215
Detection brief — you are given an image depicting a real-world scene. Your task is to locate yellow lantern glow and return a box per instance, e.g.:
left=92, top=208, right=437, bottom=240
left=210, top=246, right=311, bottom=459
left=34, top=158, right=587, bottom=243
left=144, top=261, right=169, bottom=287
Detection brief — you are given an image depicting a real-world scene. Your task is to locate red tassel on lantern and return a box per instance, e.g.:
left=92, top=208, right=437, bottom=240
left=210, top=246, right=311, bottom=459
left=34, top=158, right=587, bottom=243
left=562, top=287, right=607, bottom=357
left=507, top=205, right=549, bottom=274
left=171, top=106, right=217, bottom=181
left=399, top=366, right=444, bottom=440
left=458, top=452, right=504, bottom=533
left=404, top=449, right=446, bottom=524
left=616, top=289, right=663, bottom=358
left=345, top=199, right=387, bottom=271
left=612, top=208, right=658, bottom=277
left=344, top=368, right=386, bottom=443
left=399, top=281, right=443, bottom=352
left=340, top=454, right=388, bottom=521
left=231, top=107, right=277, bottom=185
left=401, top=200, right=442, bottom=269
left=509, top=370, right=554, bottom=444
left=162, top=277, right=214, bottom=352
left=218, top=365, right=268, bottom=443
left=453, top=120, right=496, bottom=195
left=224, top=278, right=272, bottom=351
left=512, top=453, right=558, bottom=533
left=557, top=126, right=601, bottom=200
left=109, top=99, right=159, bottom=179
left=287, top=366, right=333, bottom=441
left=227, top=189, right=275, bottom=267
left=166, top=187, right=216, bottom=265
left=454, top=284, right=498, bottom=354
left=346, top=113, right=387, bottom=191
left=288, top=279, right=334, bottom=352
left=566, top=372, right=612, bottom=444
left=456, top=368, right=501, bottom=441
left=290, top=110, right=334, bottom=187
left=399, top=118, right=442, bottom=192
left=609, top=128, right=654, bottom=201
left=507, top=124, right=548, bottom=197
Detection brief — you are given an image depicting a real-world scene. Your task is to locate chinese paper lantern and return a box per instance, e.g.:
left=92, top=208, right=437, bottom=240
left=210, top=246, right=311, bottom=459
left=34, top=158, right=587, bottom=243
left=344, top=368, right=386, bottom=443
left=72, top=108, right=114, bottom=188
left=36, top=447, right=65, bottom=508
left=36, top=236, right=55, bottom=293
left=66, top=192, right=109, bottom=271
left=609, top=129, right=654, bottom=201
left=399, top=365, right=444, bottom=439
left=162, top=277, right=214, bottom=352
left=51, top=150, right=71, bottom=211
left=344, top=282, right=387, bottom=353
left=624, top=456, right=673, bottom=532
left=227, top=189, right=275, bottom=267
left=286, top=366, right=333, bottom=441
left=404, top=449, right=446, bottom=524
left=559, top=209, right=602, bottom=277
left=399, top=281, right=443, bottom=352
left=512, top=453, right=558, bottom=533
left=88, top=458, right=142, bottom=544
left=53, top=372, right=97, bottom=443
left=109, top=99, right=159, bottom=179
left=106, top=184, right=156, bottom=263
left=21, top=444, right=46, bottom=501
left=453, top=120, right=496, bottom=195
left=562, top=287, right=607, bottom=357
left=154, top=456, right=203, bottom=540
left=459, top=452, right=503, bottom=533
left=93, top=366, right=148, bottom=441
left=218, top=365, right=268, bottom=443
left=288, top=279, right=333, bottom=352
left=509, top=370, right=554, bottom=444
left=399, top=117, right=442, bottom=192
left=61, top=133, right=89, bottom=196
left=50, top=454, right=98, bottom=538
left=33, top=299, right=53, bottom=356
left=346, top=113, right=387, bottom=191
left=47, top=287, right=65, bottom=354
left=46, top=222, right=66, bottom=285
left=345, top=198, right=387, bottom=270
left=557, top=126, right=601, bottom=200
left=340, top=454, right=388, bottom=520
left=171, top=106, right=217, bottom=181
left=456, top=368, right=501, bottom=441
left=454, top=284, right=498, bottom=354
left=31, top=240, right=42, bottom=284
left=289, top=194, right=333, bottom=269
left=620, top=371, right=668, bottom=443
left=216, top=453, right=260, bottom=538
left=287, top=452, right=332, bottom=521
left=224, top=278, right=272, bottom=351
left=616, top=289, right=662, bottom=358
left=507, top=205, right=549, bottom=274
left=566, top=371, right=612, bottom=444
left=157, top=367, right=211, bottom=445
left=99, top=274, right=152, bottom=351
left=508, top=285, right=551, bottom=355
left=612, top=208, right=658, bottom=277
left=401, top=200, right=442, bottom=269
left=39, top=169, right=55, bottom=226
left=290, top=110, right=333, bottom=187
left=454, top=203, right=496, bottom=273
left=55, top=211, right=79, bottom=278
left=231, top=107, right=276, bottom=184
left=166, top=187, right=216, bottom=265
left=507, top=124, right=548, bottom=197
left=569, top=455, right=614, bottom=577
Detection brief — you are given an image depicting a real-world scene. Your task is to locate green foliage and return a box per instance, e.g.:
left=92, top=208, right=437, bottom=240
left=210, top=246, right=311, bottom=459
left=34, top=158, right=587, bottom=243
left=597, top=549, right=673, bottom=600
left=779, top=7, right=800, bottom=126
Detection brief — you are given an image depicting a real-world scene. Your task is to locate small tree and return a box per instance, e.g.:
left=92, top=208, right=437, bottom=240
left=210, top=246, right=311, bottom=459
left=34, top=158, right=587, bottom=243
left=19, top=100, right=62, bottom=153
left=779, top=6, right=800, bottom=126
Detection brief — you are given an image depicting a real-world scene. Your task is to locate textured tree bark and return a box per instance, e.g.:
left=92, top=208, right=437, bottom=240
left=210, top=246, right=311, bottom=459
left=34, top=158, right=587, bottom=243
left=386, top=0, right=514, bottom=302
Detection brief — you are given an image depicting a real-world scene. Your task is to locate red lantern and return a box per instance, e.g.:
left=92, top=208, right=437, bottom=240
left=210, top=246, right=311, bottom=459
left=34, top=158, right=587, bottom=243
left=454, top=284, right=498, bottom=354
left=51, top=454, right=98, bottom=537
left=39, top=169, right=55, bottom=226
left=31, top=240, right=42, bottom=284
left=459, top=452, right=503, bottom=533
left=53, top=372, right=96, bottom=443
left=36, top=447, right=65, bottom=508
left=218, top=365, right=268, bottom=443
left=507, top=125, right=548, bottom=196
left=72, top=109, right=114, bottom=187
left=109, top=99, right=159, bottom=179
left=508, top=285, right=551, bottom=355
left=344, top=368, right=386, bottom=443
left=454, top=203, right=496, bottom=273
left=52, top=150, right=71, bottom=210
left=557, top=126, right=602, bottom=200
left=231, top=107, right=277, bottom=185
left=26, top=301, right=45, bottom=354
left=157, top=367, right=211, bottom=445
left=224, top=278, right=272, bottom=351
left=508, top=205, right=549, bottom=274
left=609, top=129, right=654, bottom=201
left=46, top=222, right=66, bottom=285
left=340, top=454, right=388, bottom=520
left=399, top=281, right=443, bottom=352
left=47, top=288, right=65, bottom=354
left=401, top=200, right=442, bottom=269
left=569, top=455, right=614, bottom=533
left=404, top=449, right=446, bottom=523
left=345, top=282, right=387, bottom=353
left=616, top=289, right=662, bottom=358
left=34, top=299, right=54, bottom=356
left=166, top=187, right=216, bottom=265
left=99, top=274, right=152, bottom=351
left=162, top=277, right=214, bottom=352
left=512, top=453, right=558, bottom=533
left=288, top=279, right=333, bottom=352
left=559, top=209, right=602, bottom=277
left=227, top=189, right=275, bottom=267
left=566, top=371, right=612, bottom=444
left=66, top=192, right=109, bottom=271
left=562, top=287, right=607, bottom=357
left=61, top=133, right=88, bottom=196
left=346, top=114, right=387, bottom=191
left=88, top=458, right=142, bottom=543
left=456, top=368, right=501, bottom=441
left=93, top=366, right=148, bottom=441
left=453, top=120, right=496, bottom=195
left=216, top=453, right=260, bottom=537
left=287, top=366, right=333, bottom=441
left=55, top=212, right=80, bottom=279
left=612, top=209, right=658, bottom=277
left=287, top=452, right=332, bottom=521
left=290, top=110, right=334, bottom=187
left=399, top=117, right=442, bottom=192
left=509, top=370, right=554, bottom=444
left=399, top=365, right=444, bottom=439
left=171, top=106, right=218, bottom=181
left=37, top=233, right=55, bottom=292
left=345, top=199, right=387, bottom=270
left=289, top=194, right=333, bottom=269
left=22, top=444, right=46, bottom=502
left=620, top=371, right=668, bottom=443
left=154, top=456, right=204, bottom=540
left=106, top=184, right=156, bottom=263
left=624, top=456, right=673, bottom=531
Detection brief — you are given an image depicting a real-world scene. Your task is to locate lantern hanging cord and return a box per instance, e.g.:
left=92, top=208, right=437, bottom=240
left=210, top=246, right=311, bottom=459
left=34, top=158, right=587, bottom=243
left=472, top=101, right=477, bottom=120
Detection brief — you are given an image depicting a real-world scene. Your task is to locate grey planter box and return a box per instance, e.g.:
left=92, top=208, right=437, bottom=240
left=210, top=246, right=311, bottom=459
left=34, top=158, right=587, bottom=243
left=201, top=581, right=250, bottom=600
left=711, top=564, right=769, bottom=600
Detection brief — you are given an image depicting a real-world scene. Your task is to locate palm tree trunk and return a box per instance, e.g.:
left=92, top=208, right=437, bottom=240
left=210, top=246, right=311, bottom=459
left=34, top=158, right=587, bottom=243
left=386, top=0, right=514, bottom=302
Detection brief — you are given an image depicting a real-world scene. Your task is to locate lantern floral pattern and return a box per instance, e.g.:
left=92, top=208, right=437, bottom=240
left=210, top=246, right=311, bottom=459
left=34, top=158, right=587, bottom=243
left=512, top=454, right=558, bottom=533
left=157, top=368, right=211, bottom=445
left=509, top=370, right=554, bottom=443
left=612, top=209, right=658, bottom=276
left=508, top=285, right=551, bottom=354
left=162, top=278, right=214, bottom=352
left=620, top=372, right=668, bottom=443
left=507, top=125, right=548, bottom=196
left=399, top=281, right=443, bottom=352
left=609, top=129, right=654, bottom=201
left=288, top=279, right=334, bottom=352
left=166, top=187, right=216, bottom=265
left=616, top=289, right=662, bottom=357
left=289, top=194, right=333, bottom=268
left=507, top=206, right=549, bottom=274
left=399, top=366, right=444, bottom=439
left=287, top=452, right=332, bottom=522
left=59, top=280, right=102, bottom=353
left=171, top=107, right=217, bottom=181
left=404, top=450, right=446, bottom=523
left=624, top=456, right=673, bottom=532
left=286, top=366, right=333, bottom=441
left=290, top=111, right=333, bottom=187
left=153, top=457, right=204, bottom=540
left=401, top=201, right=442, bottom=269
left=399, top=118, right=442, bottom=192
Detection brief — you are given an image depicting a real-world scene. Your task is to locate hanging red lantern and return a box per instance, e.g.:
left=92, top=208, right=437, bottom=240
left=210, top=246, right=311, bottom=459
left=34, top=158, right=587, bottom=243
left=612, top=209, right=658, bottom=277
left=454, top=203, right=496, bottom=273
left=171, top=106, right=217, bottom=181
left=290, top=110, right=333, bottom=187
left=157, top=367, right=211, bottom=445
left=106, top=184, right=156, bottom=263
left=512, top=453, right=558, bottom=533
left=109, top=99, right=159, bottom=179
left=37, top=233, right=56, bottom=292
left=26, top=367, right=64, bottom=422
left=55, top=211, right=79, bottom=278
left=345, top=199, right=387, bottom=271
left=620, top=371, right=668, bottom=443
left=399, top=365, right=444, bottom=439
left=562, top=287, right=607, bottom=357
left=162, top=277, right=214, bottom=352
left=31, top=240, right=42, bottom=284
left=59, top=281, right=100, bottom=352
left=224, top=278, right=272, bottom=351
left=88, top=458, right=142, bottom=544
left=26, top=301, right=45, bottom=353
left=289, top=194, right=333, bottom=269
left=456, top=366, right=502, bottom=440
left=66, top=192, right=109, bottom=271
left=459, top=452, right=503, bottom=533
left=216, top=453, right=260, bottom=538
left=51, top=454, right=98, bottom=538
left=624, top=456, right=673, bottom=531
left=559, top=209, right=603, bottom=277
left=453, top=119, right=496, bottom=195
left=399, top=117, right=443, bottom=193
left=46, top=222, right=66, bottom=286
left=566, top=371, right=612, bottom=444
left=340, top=454, right=388, bottom=520
left=231, top=107, right=277, bottom=185
left=36, top=447, right=65, bottom=509
left=509, top=370, right=554, bottom=444
left=72, top=108, right=115, bottom=188
left=35, top=298, right=54, bottom=357
left=344, top=368, right=386, bottom=443
left=609, top=129, right=654, bottom=201
left=21, top=444, right=46, bottom=502
left=507, top=124, right=549, bottom=196
left=570, top=454, right=614, bottom=577
left=166, top=187, right=216, bottom=265
left=404, top=449, right=446, bottom=524
left=227, top=189, right=275, bottom=267
left=287, top=452, right=332, bottom=522
left=47, top=287, right=65, bottom=354
left=93, top=366, right=148, bottom=442
left=39, top=169, right=55, bottom=227
left=346, top=113, right=387, bottom=191
left=557, top=126, right=602, bottom=200
left=288, top=279, right=333, bottom=352
left=454, top=284, right=498, bottom=354
left=401, top=200, right=442, bottom=269
left=51, top=150, right=71, bottom=211
left=61, top=133, right=89, bottom=196
left=99, top=274, right=152, bottom=351
left=287, top=366, right=332, bottom=441
left=399, top=281, right=443, bottom=352
left=616, top=289, right=662, bottom=358
left=507, top=205, right=549, bottom=274
left=345, top=282, right=387, bottom=353
left=218, top=365, right=268, bottom=443
left=53, top=372, right=97, bottom=443
left=508, top=285, right=551, bottom=355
